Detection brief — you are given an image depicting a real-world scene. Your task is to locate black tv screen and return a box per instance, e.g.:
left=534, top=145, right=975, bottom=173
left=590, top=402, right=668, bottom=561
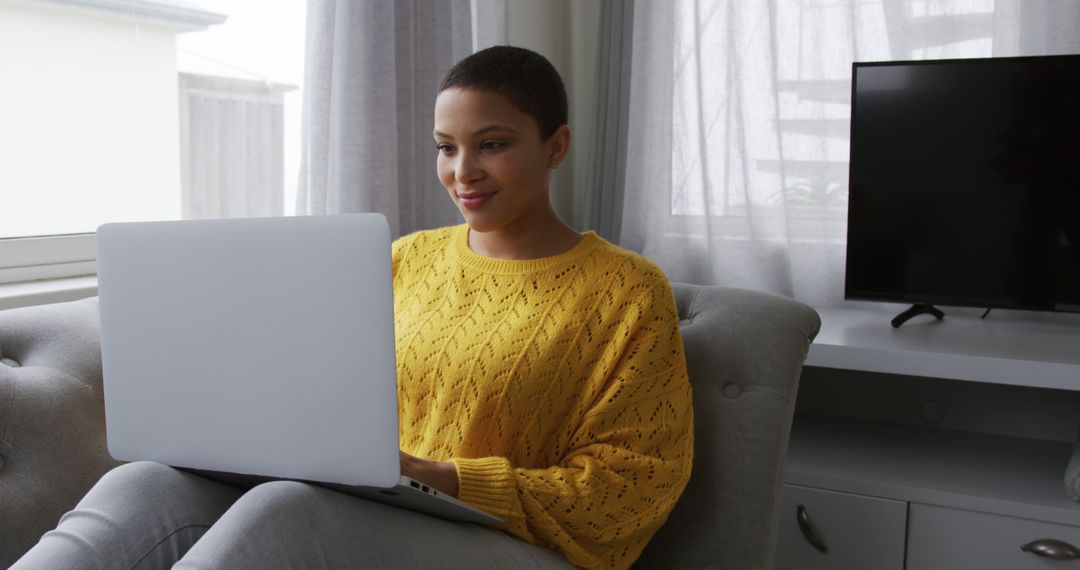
left=845, top=55, right=1080, bottom=314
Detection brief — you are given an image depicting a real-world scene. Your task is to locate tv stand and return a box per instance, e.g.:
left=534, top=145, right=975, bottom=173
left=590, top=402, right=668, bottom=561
left=891, top=304, right=945, bottom=328
left=777, top=307, right=1080, bottom=570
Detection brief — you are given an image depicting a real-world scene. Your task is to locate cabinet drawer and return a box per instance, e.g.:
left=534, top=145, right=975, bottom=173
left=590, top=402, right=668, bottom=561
left=775, top=484, right=907, bottom=570
left=907, top=504, right=1080, bottom=570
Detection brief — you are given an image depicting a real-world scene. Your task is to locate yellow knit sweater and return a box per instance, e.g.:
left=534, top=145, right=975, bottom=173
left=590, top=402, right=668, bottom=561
left=392, top=224, right=694, bottom=570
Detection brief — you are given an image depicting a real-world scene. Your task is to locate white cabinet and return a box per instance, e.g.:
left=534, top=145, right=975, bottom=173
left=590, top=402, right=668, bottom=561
left=776, top=485, right=906, bottom=570
left=907, top=504, right=1080, bottom=570
left=781, top=307, right=1080, bottom=570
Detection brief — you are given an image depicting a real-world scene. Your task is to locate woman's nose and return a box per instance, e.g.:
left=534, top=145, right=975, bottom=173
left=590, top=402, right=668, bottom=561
left=455, top=152, right=483, bottom=184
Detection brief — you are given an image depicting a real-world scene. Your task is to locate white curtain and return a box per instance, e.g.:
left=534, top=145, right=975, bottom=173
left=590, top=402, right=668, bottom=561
left=609, top=0, right=1080, bottom=308
left=297, top=0, right=507, bottom=238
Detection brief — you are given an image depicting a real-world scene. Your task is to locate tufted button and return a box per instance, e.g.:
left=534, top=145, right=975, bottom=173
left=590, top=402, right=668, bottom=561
left=0, top=357, right=19, bottom=368
left=722, top=383, right=742, bottom=399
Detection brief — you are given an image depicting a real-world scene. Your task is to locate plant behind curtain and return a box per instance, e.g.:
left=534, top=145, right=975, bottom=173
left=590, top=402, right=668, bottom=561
left=605, top=0, right=1080, bottom=308
left=297, top=0, right=507, bottom=238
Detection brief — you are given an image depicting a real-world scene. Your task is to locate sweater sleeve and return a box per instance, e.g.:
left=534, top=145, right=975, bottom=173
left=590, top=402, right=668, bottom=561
left=450, top=278, right=695, bottom=570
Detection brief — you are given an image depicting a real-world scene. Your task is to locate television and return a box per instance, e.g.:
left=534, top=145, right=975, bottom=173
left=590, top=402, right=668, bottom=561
left=845, top=54, right=1080, bottom=327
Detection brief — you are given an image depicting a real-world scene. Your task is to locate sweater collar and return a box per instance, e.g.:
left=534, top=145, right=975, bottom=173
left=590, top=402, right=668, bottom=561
left=450, top=224, right=605, bottom=274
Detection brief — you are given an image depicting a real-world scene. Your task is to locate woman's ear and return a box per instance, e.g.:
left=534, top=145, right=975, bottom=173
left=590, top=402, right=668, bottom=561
left=547, top=125, right=571, bottom=169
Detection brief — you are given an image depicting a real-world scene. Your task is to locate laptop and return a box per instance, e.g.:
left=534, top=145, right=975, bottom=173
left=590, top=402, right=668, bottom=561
left=96, top=213, right=500, bottom=525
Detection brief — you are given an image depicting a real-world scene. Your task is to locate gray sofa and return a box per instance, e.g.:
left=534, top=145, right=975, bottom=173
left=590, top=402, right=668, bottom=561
left=0, top=284, right=820, bottom=569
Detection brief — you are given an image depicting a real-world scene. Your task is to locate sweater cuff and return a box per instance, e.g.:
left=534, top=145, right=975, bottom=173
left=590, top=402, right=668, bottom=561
left=451, top=456, right=518, bottom=516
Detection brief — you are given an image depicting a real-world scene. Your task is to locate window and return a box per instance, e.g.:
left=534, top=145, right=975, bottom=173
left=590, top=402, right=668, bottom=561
left=0, top=0, right=307, bottom=283
left=667, top=0, right=999, bottom=236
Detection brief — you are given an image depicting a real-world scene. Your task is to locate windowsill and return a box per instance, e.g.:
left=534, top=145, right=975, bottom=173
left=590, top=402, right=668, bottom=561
left=0, top=275, right=98, bottom=311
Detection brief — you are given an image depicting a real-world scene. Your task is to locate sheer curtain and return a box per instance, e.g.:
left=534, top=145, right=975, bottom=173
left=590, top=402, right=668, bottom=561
left=602, top=0, right=1080, bottom=308
left=297, top=0, right=507, bottom=238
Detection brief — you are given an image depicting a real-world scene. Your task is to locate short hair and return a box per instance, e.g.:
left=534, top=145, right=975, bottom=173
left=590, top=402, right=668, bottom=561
left=439, top=45, right=568, bottom=140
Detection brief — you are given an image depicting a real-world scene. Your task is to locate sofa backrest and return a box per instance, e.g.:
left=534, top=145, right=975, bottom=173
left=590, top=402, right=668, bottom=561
left=634, top=284, right=821, bottom=570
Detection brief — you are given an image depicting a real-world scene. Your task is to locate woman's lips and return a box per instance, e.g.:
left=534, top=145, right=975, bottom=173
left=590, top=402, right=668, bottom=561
left=458, top=192, right=495, bottom=210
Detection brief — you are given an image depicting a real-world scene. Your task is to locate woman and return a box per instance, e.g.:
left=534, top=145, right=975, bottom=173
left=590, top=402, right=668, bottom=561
left=14, top=46, right=692, bottom=570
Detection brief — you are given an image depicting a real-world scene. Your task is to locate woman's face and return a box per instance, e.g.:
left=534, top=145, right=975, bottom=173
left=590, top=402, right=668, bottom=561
left=433, top=88, right=566, bottom=234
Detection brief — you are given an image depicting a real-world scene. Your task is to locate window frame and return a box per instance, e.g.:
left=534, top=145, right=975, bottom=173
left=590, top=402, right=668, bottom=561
left=0, top=233, right=97, bottom=285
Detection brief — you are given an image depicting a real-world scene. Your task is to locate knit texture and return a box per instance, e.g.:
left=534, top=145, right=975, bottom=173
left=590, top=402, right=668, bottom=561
left=392, top=224, right=694, bottom=570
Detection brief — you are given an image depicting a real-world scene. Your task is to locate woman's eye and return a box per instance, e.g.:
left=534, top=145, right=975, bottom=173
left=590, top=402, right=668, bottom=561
left=436, top=143, right=455, bottom=154
left=480, top=140, right=506, bottom=151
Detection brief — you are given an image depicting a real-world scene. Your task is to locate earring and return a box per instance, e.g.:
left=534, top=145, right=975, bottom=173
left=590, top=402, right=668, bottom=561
left=549, top=158, right=558, bottom=168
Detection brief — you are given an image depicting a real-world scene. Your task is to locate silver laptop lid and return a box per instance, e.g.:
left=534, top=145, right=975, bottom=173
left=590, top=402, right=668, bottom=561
left=97, top=214, right=399, bottom=488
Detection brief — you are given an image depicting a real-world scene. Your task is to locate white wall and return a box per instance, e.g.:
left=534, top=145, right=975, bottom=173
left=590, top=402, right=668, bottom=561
left=0, top=3, right=183, bottom=238
left=507, top=0, right=601, bottom=229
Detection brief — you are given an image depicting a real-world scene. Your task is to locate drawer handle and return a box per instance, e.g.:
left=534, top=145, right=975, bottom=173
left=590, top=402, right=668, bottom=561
left=796, top=504, right=828, bottom=553
left=1021, top=539, right=1080, bottom=560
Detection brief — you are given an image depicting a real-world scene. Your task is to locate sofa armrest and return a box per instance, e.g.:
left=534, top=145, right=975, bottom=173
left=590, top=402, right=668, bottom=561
left=0, top=297, right=120, bottom=567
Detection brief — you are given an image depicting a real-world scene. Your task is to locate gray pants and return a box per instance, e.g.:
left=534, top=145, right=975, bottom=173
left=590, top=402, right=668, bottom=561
left=13, top=462, right=574, bottom=569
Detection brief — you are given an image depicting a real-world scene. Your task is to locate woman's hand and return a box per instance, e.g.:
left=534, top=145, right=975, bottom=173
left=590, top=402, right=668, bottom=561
left=399, top=450, right=460, bottom=498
